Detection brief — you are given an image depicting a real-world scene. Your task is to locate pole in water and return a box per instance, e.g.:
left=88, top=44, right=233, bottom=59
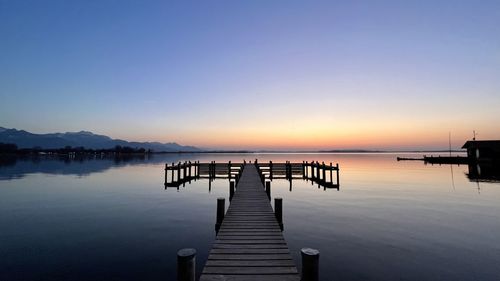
left=165, top=163, right=168, bottom=185
left=215, top=198, right=225, bottom=233
left=301, top=248, right=319, bottom=281
left=177, top=248, right=196, bottom=281
left=265, top=181, right=271, bottom=200
left=336, top=163, right=340, bottom=186
left=275, top=197, right=283, bottom=230
left=229, top=181, right=235, bottom=201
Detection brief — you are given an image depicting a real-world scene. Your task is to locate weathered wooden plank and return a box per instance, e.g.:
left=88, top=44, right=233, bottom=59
left=217, top=234, right=283, bottom=240
left=205, top=260, right=296, bottom=267
left=202, top=266, right=298, bottom=274
left=210, top=248, right=291, bottom=254
left=219, top=228, right=281, bottom=232
left=208, top=254, right=293, bottom=260
left=215, top=239, right=286, bottom=244
left=199, top=275, right=300, bottom=281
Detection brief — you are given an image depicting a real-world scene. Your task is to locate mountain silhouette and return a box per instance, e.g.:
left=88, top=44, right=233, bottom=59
left=0, top=127, right=199, bottom=152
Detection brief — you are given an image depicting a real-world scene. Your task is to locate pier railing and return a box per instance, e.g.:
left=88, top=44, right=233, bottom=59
left=164, top=160, right=340, bottom=189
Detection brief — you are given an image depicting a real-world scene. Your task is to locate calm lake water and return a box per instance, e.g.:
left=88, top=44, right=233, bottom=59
left=1, top=153, right=499, bottom=281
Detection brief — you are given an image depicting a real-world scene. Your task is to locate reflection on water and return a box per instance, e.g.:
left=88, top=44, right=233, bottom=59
left=1, top=153, right=500, bottom=281
left=466, top=163, right=500, bottom=183
left=3, top=153, right=498, bottom=184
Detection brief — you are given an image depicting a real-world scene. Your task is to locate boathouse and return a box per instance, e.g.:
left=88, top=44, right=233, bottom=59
left=462, top=140, right=500, bottom=161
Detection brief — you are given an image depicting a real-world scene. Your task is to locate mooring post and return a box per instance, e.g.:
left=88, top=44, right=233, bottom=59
left=177, top=162, right=181, bottom=182
left=322, top=162, right=326, bottom=183
left=265, top=181, right=271, bottom=200
left=177, top=248, right=196, bottom=281
left=170, top=162, right=174, bottom=182
left=330, top=162, right=333, bottom=184
left=275, top=197, right=283, bottom=230
left=269, top=160, right=273, bottom=181
left=165, top=163, right=168, bottom=185
left=229, top=181, right=235, bottom=201
left=215, top=198, right=225, bottom=232
left=301, top=248, right=319, bottom=281
left=336, top=163, right=339, bottom=186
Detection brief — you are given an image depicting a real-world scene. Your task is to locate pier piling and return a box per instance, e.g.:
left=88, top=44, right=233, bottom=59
left=215, top=198, right=225, bottom=232
left=301, top=248, right=319, bottom=281
left=177, top=248, right=196, bottom=281
left=265, top=181, right=271, bottom=200
left=229, top=181, right=235, bottom=201
left=275, top=197, right=283, bottom=230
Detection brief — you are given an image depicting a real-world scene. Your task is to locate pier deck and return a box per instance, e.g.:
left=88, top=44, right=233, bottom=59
left=200, top=164, right=300, bottom=281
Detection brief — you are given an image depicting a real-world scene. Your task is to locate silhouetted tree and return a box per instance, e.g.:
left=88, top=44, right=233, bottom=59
left=0, top=143, right=18, bottom=153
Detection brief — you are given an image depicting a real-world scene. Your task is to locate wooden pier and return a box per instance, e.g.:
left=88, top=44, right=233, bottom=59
left=199, top=164, right=300, bottom=281
left=165, top=160, right=339, bottom=189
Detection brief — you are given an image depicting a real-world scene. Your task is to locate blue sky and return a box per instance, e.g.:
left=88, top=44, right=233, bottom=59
left=1, top=0, right=499, bottom=150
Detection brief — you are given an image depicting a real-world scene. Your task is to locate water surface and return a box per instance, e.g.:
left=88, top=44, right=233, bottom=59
left=1, top=153, right=499, bottom=280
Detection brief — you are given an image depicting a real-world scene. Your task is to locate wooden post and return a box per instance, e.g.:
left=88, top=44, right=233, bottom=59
left=269, top=160, right=273, bottom=181
left=265, top=181, right=271, bottom=200
left=229, top=181, right=235, bottom=201
left=171, top=162, right=175, bottom=182
left=216, top=198, right=225, bottom=232
left=330, top=162, right=333, bottom=184
left=322, top=163, right=326, bottom=183
left=177, top=248, right=196, bottom=281
left=188, top=161, right=192, bottom=179
left=165, top=163, right=168, bottom=185
left=275, top=197, right=283, bottom=230
left=228, top=161, right=232, bottom=180
left=183, top=162, right=187, bottom=181
left=177, top=162, right=181, bottom=182
left=301, top=248, right=319, bottom=281
left=336, top=163, right=339, bottom=186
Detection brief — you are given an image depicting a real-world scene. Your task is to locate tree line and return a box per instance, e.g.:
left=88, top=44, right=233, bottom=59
left=0, top=143, right=152, bottom=154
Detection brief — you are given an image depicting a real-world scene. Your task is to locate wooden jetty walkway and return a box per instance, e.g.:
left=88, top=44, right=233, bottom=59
left=165, top=160, right=339, bottom=190
left=199, top=164, right=300, bottom=281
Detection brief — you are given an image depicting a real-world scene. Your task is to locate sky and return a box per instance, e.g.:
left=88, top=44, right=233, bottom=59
left=1, top=0, right=499, bottom=150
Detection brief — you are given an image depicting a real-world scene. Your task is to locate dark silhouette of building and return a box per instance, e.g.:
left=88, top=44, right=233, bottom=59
left=462, top=140, right=500, bottom=161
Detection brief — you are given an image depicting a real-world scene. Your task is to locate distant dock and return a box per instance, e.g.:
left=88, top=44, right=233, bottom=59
left=397, top=155, right=469, bottom=164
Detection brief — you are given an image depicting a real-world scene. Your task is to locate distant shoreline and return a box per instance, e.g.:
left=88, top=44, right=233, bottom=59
left=1, top=149, right=466, bottom=156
